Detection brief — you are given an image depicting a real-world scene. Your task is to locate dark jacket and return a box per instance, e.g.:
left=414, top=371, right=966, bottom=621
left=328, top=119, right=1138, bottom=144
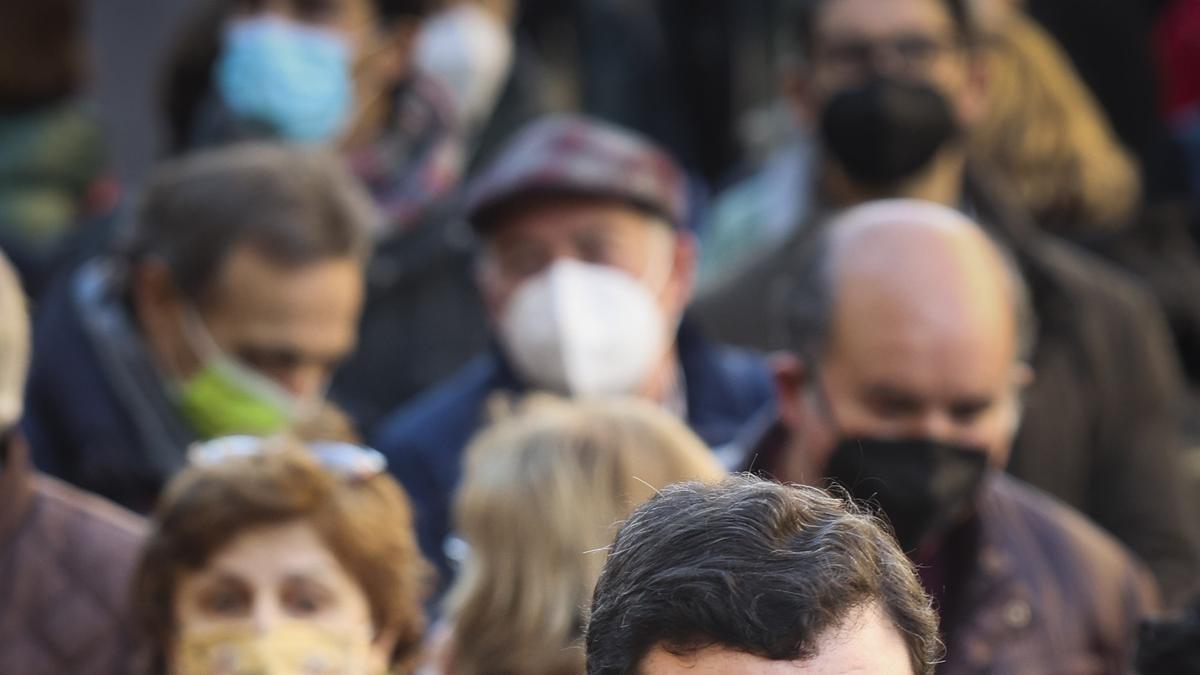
left=372, top=321, right=775, bottom=588
left=936, top=474, right=1159, bottom=675
left=23, top=261, right=195, bottom=513
left=330, top=203, right=490, bottom=432
left=0, top=435, right=146, bottom=675
left=742, top=425, right=1158, bottom=674
left=694, top=171, right=1200, bottom=601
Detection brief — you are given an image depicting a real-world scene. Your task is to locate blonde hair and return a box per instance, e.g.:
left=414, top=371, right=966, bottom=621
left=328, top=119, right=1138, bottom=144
left=0, top=252, right=29, bottom=430
left=443, top=395, right=726, bottom=675
left=970, top=10, right=1140, bottom=231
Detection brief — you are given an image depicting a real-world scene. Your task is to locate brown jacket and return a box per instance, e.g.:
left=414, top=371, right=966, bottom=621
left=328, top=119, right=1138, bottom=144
left=739, top=427, right=1159, bottom=673
left=0, top=436, right=146, bottom=675
left=935, top=474, right=1159, bottom=674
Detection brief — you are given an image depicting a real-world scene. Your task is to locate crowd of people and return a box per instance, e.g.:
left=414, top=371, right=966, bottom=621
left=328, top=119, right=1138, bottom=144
left=2, top=0, right=1200, bottom=673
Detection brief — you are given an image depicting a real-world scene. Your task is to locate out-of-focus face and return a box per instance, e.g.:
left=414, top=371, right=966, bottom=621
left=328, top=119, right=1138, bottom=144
left=477, top=197, right=695, bottom=332
left=798, top=0, right=982, bottom=127
left=226, top=0, right=419, bottom=143
left=171, top=520, right=387, bottom=672
left=137, top=244, right=365, bottom=405
left=230, top=0, right=375, bottom=58
left=198, top=246, right=365, bottom=400
left=639, top=604, right=915, bottom=675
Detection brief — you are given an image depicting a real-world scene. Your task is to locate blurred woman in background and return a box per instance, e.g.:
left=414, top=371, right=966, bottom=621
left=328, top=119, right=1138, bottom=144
left=131, top=435, right=428, bottom=674
left=425, top=395, right=726, bottom=675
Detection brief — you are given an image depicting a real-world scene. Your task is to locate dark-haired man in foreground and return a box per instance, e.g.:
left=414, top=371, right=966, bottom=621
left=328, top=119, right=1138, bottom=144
left=586, top=475, right=941, bottom=675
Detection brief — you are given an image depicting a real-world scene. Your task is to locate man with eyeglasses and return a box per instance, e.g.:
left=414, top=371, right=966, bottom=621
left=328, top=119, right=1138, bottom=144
left=694, top=0, right=1199, bottom=603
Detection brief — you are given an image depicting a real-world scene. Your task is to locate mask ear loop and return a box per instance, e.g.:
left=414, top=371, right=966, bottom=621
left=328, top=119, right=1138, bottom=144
left=178, top=303, right=222, bottom=365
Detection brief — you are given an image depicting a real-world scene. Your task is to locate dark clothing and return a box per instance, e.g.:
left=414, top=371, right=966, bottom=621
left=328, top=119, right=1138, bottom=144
left=331, top=205, right=490, bottom=431
left=23, top=261, right=195, bottom=513
left=742, top=426, right=1158, bottom=674
left=373, top=322, right=775, bottom=587
left=0, top=435, right=146, bottom=675
left=938, top=476, right=1156, bottom=674
left=695, top=170, right=1200, bottom=600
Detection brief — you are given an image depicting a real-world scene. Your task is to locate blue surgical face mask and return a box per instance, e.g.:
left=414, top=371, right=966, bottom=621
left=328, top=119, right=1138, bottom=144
left=215, top=14, right=353, bottom=143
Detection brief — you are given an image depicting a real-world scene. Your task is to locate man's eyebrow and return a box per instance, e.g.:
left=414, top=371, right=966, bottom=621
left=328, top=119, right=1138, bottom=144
left=863, top=383, right=923, bottom=403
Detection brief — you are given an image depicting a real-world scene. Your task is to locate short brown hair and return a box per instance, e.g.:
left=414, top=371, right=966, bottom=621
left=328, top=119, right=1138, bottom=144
left=125, top=142, right=377, bottom=302
left=586, top=476, right=942, bottom=675
left=131, top=438, right=427, bottom=673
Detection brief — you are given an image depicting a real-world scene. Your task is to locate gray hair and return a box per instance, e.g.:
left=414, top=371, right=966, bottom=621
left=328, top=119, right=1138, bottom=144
left=123, top=142, right=379, bottom=302
left=779, top=212, right=1038, bottom=365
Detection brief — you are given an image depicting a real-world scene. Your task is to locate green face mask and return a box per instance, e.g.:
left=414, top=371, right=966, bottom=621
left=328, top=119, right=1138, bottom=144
left=175, top=309, right=299, bottom=440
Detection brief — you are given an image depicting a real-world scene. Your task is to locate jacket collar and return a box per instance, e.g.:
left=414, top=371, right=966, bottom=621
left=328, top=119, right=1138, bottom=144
left=72, top=260, right=195, bottom=476
left=0, top=433, right=36, bottom=548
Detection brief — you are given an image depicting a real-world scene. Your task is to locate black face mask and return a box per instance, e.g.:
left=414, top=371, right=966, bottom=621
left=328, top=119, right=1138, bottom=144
left=824, top=437, right=988, bottom=553
left=818, top=77, right=961, bottom=189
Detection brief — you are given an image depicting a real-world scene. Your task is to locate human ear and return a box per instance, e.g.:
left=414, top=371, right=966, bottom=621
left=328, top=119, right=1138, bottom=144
left=772, top=351, right=810, bottom=434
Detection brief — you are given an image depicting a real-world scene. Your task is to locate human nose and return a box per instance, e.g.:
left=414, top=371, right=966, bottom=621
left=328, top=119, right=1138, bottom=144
left=911, top=410, right=956, bottom=443
left=250, top=593, right=283, bottom=634
left=275, top=364, right=328, bottom=400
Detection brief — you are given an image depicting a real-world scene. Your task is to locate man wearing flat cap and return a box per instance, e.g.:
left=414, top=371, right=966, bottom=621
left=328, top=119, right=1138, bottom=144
left=373, top=114, right=773, bottom=589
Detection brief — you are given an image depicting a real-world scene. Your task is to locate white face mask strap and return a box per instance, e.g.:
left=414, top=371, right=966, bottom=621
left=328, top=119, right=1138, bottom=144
left=179, top=303, right=222, bottom=363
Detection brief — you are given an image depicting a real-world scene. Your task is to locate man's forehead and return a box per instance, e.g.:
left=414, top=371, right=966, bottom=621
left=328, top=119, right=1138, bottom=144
left=816, top=0, right=957, bottom=39
left=486, top=198, right=666, bottom=246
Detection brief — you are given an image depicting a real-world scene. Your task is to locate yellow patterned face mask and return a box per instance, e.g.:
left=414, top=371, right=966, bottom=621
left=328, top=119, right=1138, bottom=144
left=174, top=622, right=380, bottom=675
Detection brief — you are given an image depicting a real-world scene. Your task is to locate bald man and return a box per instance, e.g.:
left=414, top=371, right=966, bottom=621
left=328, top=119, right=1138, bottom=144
left=743, top=200, right=1158, bottom=674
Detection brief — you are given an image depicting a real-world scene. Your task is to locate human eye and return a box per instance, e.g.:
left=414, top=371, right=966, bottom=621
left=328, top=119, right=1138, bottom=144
left=197, top=580, right=251, bottom=618
left=283, top=578, right=336, bottom=617
left=949, top=399, right=992, bottom=425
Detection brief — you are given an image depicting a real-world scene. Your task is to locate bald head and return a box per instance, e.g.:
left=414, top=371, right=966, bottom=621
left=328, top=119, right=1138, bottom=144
left=830, top=200, right=1028, bottom=359
left=788, top=200, right=1032, bottom=363
left=777, top=200, right=1033, bottom=478
left=0, top=251, right=29, bottom=431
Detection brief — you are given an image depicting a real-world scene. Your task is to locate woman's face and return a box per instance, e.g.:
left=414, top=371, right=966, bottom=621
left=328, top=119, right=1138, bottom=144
left=171, top=520, right=388, bottom=674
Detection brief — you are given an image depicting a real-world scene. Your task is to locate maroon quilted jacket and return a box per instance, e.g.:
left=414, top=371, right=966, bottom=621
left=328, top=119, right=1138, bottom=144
left=0, top=436, right=146, bottom=674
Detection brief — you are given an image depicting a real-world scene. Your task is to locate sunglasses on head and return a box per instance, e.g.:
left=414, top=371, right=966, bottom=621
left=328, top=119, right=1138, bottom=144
left=188, top=435, right=387, bottom=481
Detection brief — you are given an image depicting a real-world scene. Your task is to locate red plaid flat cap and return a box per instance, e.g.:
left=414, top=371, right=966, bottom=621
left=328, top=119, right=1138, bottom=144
left=465, top=114, right=688, bottom=230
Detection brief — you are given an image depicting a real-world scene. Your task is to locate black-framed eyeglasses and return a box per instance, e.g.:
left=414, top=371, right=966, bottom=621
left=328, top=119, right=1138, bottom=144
left=188, top=435, right=388, bottom=481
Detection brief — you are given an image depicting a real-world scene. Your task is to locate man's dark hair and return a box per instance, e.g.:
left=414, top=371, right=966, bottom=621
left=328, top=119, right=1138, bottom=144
left=585, top=476, right=942, bottom=675
left=125, top=142, right=377, bottom=302
left=789, top=0, right=976, bottom=58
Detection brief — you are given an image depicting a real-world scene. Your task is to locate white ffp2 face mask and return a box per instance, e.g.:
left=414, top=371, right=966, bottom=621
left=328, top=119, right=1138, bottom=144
left=499, top=259, right=669, bottom=397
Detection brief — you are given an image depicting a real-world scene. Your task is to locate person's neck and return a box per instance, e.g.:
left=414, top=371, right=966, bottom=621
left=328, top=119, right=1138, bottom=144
left=639, top=345, right=684, bottom=414
left=824, top=148, right=967, bottom=209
